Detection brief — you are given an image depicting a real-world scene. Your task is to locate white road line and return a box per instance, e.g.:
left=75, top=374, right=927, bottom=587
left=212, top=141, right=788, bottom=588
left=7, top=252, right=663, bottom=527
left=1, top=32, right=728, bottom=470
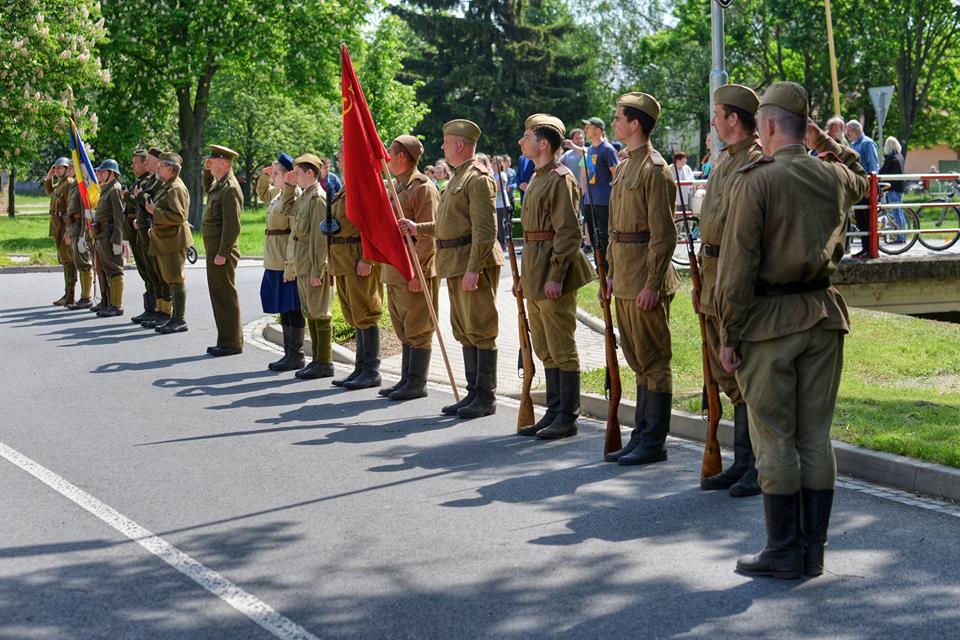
left=0, top=441, right=320, bottom=640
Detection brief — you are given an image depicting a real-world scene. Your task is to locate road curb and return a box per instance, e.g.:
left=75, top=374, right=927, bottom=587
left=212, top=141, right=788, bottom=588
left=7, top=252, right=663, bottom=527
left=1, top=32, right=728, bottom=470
left=0, top=256, right=265, bottom=274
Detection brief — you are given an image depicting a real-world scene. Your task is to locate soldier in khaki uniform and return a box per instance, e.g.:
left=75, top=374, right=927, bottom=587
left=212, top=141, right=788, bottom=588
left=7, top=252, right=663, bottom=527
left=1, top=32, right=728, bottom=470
left=288, top=154, right=335, bottom=379
left=122, top=149, right=160, bottom=324
left=92, top=159, right=126, bottom=317
left=716, top=82, right=868, bottom=579
left=601, top=93, right=681, bottom=466
left=256, top=153, right=304, bottom=371
left=134, top=149, right=173, bottom=327
left=399, top=119, right=504, bottom=419
left=696, top=84, right=764, bottom=498
left=202, top=144, right=244, bottom=356
left=43, top=157, right=77, bottom=306
left=64, top=180, right=95, bottom=310
left=382, top=134, right=440, bottom=401
left=515, top=114, right=596, bottom=439
left=145, top=152, right=193, bottom=334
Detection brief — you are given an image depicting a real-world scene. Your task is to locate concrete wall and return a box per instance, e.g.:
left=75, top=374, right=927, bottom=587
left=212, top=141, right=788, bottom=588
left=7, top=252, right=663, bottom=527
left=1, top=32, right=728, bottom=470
left=905, top=145, right=960, bottom=174
left=834, top=255, right=960, bottom=314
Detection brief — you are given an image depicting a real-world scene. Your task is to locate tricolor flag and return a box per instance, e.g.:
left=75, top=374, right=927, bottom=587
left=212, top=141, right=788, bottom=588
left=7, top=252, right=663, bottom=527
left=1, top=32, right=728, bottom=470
left=340, top=44, right=414, bottom=282
left=68, top=117, right=99, bottom=211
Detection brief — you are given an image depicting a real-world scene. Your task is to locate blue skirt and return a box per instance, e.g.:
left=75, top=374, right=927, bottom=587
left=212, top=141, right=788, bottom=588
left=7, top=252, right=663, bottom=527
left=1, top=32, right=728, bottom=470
left=260, top=269, right=301, bottom=313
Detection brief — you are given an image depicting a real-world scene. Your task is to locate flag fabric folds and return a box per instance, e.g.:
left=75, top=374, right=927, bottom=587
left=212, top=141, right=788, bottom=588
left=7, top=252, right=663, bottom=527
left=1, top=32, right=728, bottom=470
left=68, top=117, right=100, bottom=211
left=340, top=44, right=414, bottom=282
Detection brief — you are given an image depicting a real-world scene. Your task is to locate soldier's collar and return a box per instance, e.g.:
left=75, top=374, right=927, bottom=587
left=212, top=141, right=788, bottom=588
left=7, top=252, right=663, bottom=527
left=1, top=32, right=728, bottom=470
left=395, top=168, right=416, bottom=187
left=725, top=133, right=761, bottom=155
left=534, top=159, right=560, bottom=176
left=772, top=143, right=808, bottom=157
left=626, top=142, right=650, bottom=159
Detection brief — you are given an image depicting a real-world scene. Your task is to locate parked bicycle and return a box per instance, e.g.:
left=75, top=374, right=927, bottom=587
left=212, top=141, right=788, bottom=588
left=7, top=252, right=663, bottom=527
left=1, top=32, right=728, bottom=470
left=672, top=211, right=700, bottom=266
left=877, top=183, right=919, bottom=256
left=916, top=179, right=960, bottom=251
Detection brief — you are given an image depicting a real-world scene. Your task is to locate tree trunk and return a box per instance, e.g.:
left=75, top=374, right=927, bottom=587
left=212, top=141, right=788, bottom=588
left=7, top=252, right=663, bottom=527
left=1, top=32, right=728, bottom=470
left=177, top=65, right=216, bottom=229
left=7, top=168, right=15, bottom=218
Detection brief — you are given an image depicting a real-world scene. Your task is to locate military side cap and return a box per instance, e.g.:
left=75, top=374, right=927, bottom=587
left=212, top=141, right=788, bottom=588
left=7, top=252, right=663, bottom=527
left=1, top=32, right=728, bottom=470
left=277, top=152, right=294, bottom=171
left=148, top=148, right=163, bottom=158
left=617, top=92, right=661, bottom=123
left=394, top=134, right=424, bottom=160
left=443, top=119, right=481, bottom=142
left=209, top=144, right=239, bottom=159
left=759, top=81, right=808, bottom=118
left=53, top=157, right=71, bottom=168
left=714, top=84, right=760, bottom=114
left=132, top=148, right=148, bottom=158
left=525, top=113, right=566, bottom=138
left=160, top=152, right=183, bottom=165
left=581, top=116, right=605, bottom=130
left=294, top=153, right=323, bottom=171
left=95, top=159, right=121, bottom=175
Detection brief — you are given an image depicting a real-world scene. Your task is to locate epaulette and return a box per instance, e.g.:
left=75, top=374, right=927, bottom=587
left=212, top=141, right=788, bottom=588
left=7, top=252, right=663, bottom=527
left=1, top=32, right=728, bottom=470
left=331, top=188, right=346, bottom=204
left=409, top=172, right=429, bottom=185
left=737, top=156, right=775, bottom=173
left=471, top=161, right=491, bottom=175
left=552, top=164, right=573, bottom=177
left=648, top=148, right=666, bottom=166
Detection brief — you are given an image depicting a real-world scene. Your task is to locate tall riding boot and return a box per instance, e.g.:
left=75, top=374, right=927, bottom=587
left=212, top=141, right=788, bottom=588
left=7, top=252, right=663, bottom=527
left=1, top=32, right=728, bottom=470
left=618, top=390, right=671, bottom=465
left=457, top=349, right=497, bottom=418
left=605, top=385, right=648, bottom=462
left=91, top=269, right=109, bottom=313
left=65, top=265, right=77, bottom=305
left=297, top=319, right=335, bottom=379
left=68, top=271, right=93, bottom=309
left=278, top=325, right=306, bottom=371
left=333, top=328, right=363, bottom=387
left=736, top=492, right=803, bottom=579
left=519, top=368, right=559, bottom=436
left=344, top=326, right=382, bottom=389
left=54, top=265, right=74, bottom=305
left=158, top=286, right=188, bottom=333
left=442, top=346, right=478, bottom=415
left=537, top=370, right=580, bottom=440
left=295, top=319, right=319, bottom=378
left=99, top=275, right=124, bottom=316
left=389, top=347, right=431, bottom=401
left=702, top=403, right=753, bottom=491
left=729, top=405, right=761, bottom=497
left=143, top=298, right=171, bottom=328
left=132, top=292, right=156, bottom=324
left=269, top=323, right=291, bottom=371
left=381, top=345, right=411, bottom=397
left=800, top=488, right=835, bottom=577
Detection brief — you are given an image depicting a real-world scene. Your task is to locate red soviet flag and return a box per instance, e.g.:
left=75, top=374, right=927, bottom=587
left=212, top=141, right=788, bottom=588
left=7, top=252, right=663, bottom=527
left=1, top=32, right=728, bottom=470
left=340, top=44, right=414, bottom=281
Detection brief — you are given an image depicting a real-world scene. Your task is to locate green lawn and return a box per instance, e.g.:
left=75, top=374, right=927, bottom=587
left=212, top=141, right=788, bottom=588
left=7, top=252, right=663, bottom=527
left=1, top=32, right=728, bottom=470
left=577, top=279, right=960, bottom=469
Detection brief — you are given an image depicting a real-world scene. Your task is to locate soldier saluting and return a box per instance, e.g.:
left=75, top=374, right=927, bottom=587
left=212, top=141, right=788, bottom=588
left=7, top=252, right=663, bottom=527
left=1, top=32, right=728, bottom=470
left=716, top=82, right=868, bottom=579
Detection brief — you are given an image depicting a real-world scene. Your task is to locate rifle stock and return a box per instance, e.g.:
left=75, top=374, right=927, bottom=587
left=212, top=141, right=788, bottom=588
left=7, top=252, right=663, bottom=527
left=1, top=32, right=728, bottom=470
left=497, top=159, right=535, bottom=430
left=673, top=157, right=722, bottom=479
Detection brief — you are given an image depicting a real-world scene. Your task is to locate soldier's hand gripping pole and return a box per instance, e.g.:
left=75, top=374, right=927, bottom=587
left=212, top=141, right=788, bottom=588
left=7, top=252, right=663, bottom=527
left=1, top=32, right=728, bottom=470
left=673, top=152, right=722, bottom=479
left=496, top=158, right=536, bottom=431
left=583, top=157, right=622, bottom=456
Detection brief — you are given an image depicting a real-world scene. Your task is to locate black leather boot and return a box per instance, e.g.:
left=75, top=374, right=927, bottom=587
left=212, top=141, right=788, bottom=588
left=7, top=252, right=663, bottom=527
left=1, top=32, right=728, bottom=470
left=389, top=348, right=430, bottom=401
left=381, top=345, right=410, bottom=397
left=702, top=403, right=752, bottom=490
left=605, top=385, right=647, bottom=462
left=157, top=286, right=188, bottom=334
left=519, top=368, right=559, bottom=436
left=269, top=324, right=291, bottom=370
left=537, top=370, right=580, bottom=440
left=333, top=328, right=363, bottom=387
left=344, top=326, right=382, bottom=389
left=296, top=319, right=334, bottom=379
left=736, top=492, right=803, bottom=579
left=801, top=488, right=834, bottom=577
left=132, top=292, right=156, bottom=324
left=618, top=389, right=670, bottom=465
left=457, top=348, right=497, bottom=418
left=274, top=326, right=305, bottom=371
left=442, top=346, right=477, bottom=415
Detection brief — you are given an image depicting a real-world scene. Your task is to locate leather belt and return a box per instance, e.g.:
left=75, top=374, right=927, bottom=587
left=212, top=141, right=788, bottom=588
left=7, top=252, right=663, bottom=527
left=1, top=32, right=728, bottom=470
left=523, top=231, right=556, bottom=242
left=152, top=222, right=179, bottom=228
left=754, top=278, right=830, bottom=297
left=330, top=235, right=361, bottom=245
left=436, top=234, right=472, bottom=249
left=126, top=213, right=138, bottom=220
left=703, top=243, right=720, bottom=258
left=611, top=230, right=650, bottom=243
left=265, top=228, right=291, bottom=236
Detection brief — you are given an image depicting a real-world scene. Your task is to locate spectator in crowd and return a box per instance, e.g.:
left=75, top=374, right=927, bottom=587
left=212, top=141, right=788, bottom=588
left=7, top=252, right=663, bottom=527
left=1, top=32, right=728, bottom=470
left=425, top=165, right=437, bottom=181
left=846, top=119, right=879, bottom=257
left=500, top=154, right=517, bottom=194
left=670, top=151, right=694, bottom=211
left=487, top=154, right=511, bottom=249
left=561, top=128, right=591, bottom=252
left=880, top=137, right=907, bottom=243
left=700, top=135, right=713, bottom=178
left=826, top=116, right=847, bottom=145
left=320, top=157, right=342, bottom=194
left=581, top=116, right=619, bottom=269
left=515, top=153, right=535, bottom=203
left=434, top=161, right=450, bottom=192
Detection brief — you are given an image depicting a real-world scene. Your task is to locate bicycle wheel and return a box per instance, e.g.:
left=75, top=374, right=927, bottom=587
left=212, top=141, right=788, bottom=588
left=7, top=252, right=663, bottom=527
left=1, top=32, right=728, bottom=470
left=917, top=205, right=960, bottom=251
left=672, top=215, right=700, bottom=267
left=878, top=208, right=919, bottom=255
left=186, top=245, right=198, bottom=264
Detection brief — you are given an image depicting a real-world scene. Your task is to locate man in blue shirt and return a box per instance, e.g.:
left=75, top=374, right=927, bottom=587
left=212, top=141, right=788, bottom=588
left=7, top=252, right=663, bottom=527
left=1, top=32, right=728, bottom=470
left=846, top=120, right=878, bottom=258
left=515, top=155, right=535, bottom=203
left=580, top=116, right=619, bottom=270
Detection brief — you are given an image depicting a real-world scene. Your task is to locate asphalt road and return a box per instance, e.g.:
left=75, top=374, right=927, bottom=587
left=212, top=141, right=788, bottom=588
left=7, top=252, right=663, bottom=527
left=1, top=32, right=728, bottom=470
left=1, top=266, right=959, bottom=639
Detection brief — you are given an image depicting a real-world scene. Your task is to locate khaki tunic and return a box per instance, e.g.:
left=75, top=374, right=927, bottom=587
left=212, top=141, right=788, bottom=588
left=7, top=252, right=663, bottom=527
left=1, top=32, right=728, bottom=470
left=149, top=176, right=193, bottom=286
left=65, top=183, right=92, bottom=272
left=93, top=180, right=125, bottom=276
left=385, top=169, right=440, bottom=348
left=698, top=134, right=764, bottom=404
left=716, top=134, right=869, bottom=495
left=44, top=176, right=75, bottom=264
left=289, top=182, right=332, bottom=320
left=329, top=191, right=383, bottom=329
left=608, top=143, right=679, bottom=392
left=131, top=174, right=166, bottom=297
left=520, top=161, right=595, bottom=371
left=416, top=156, right=503, bottom=349
left=260, top=180, right=297, bottom=272
left=202, top=170, right=243, bottom=349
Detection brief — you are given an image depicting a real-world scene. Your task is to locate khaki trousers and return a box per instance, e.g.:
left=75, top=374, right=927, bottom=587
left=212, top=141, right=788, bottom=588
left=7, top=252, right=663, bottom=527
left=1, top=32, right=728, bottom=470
left=388, top=278, right=439, bottom=349
left=703, top=311, right=744, bottom=404
left=297, top=275, right=333, bottom=321
left=156, top=249, right=187, bottom=287
left=447, top=265, right=500, bottom=350
left=336, top=270, right=383, bottom=329
left=203, top=236, right=242, bottom=349
left=528, top=292, right=579, bottom=371
left=615, top=293, right=674, bottom=393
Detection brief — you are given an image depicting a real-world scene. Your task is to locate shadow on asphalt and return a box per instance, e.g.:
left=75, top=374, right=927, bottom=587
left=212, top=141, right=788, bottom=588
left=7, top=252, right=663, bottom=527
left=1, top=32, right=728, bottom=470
left=154, top=368, right=305, bottom=398
left=92, top=354, right=209, bottom=373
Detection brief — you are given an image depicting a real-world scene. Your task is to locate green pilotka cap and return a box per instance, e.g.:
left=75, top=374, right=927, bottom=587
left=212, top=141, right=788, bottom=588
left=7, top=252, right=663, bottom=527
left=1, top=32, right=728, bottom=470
left=714, top=84, right=760, bottom=115
left=759, top=82, right=809, bottom=119
left=443, top=119, right=482, bottom=142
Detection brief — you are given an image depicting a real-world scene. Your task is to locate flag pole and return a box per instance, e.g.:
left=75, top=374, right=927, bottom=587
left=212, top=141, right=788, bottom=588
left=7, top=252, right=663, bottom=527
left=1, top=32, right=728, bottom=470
left=379, top=159, right=460, bottom=402
left=66, top=86, right=100, bottom=306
